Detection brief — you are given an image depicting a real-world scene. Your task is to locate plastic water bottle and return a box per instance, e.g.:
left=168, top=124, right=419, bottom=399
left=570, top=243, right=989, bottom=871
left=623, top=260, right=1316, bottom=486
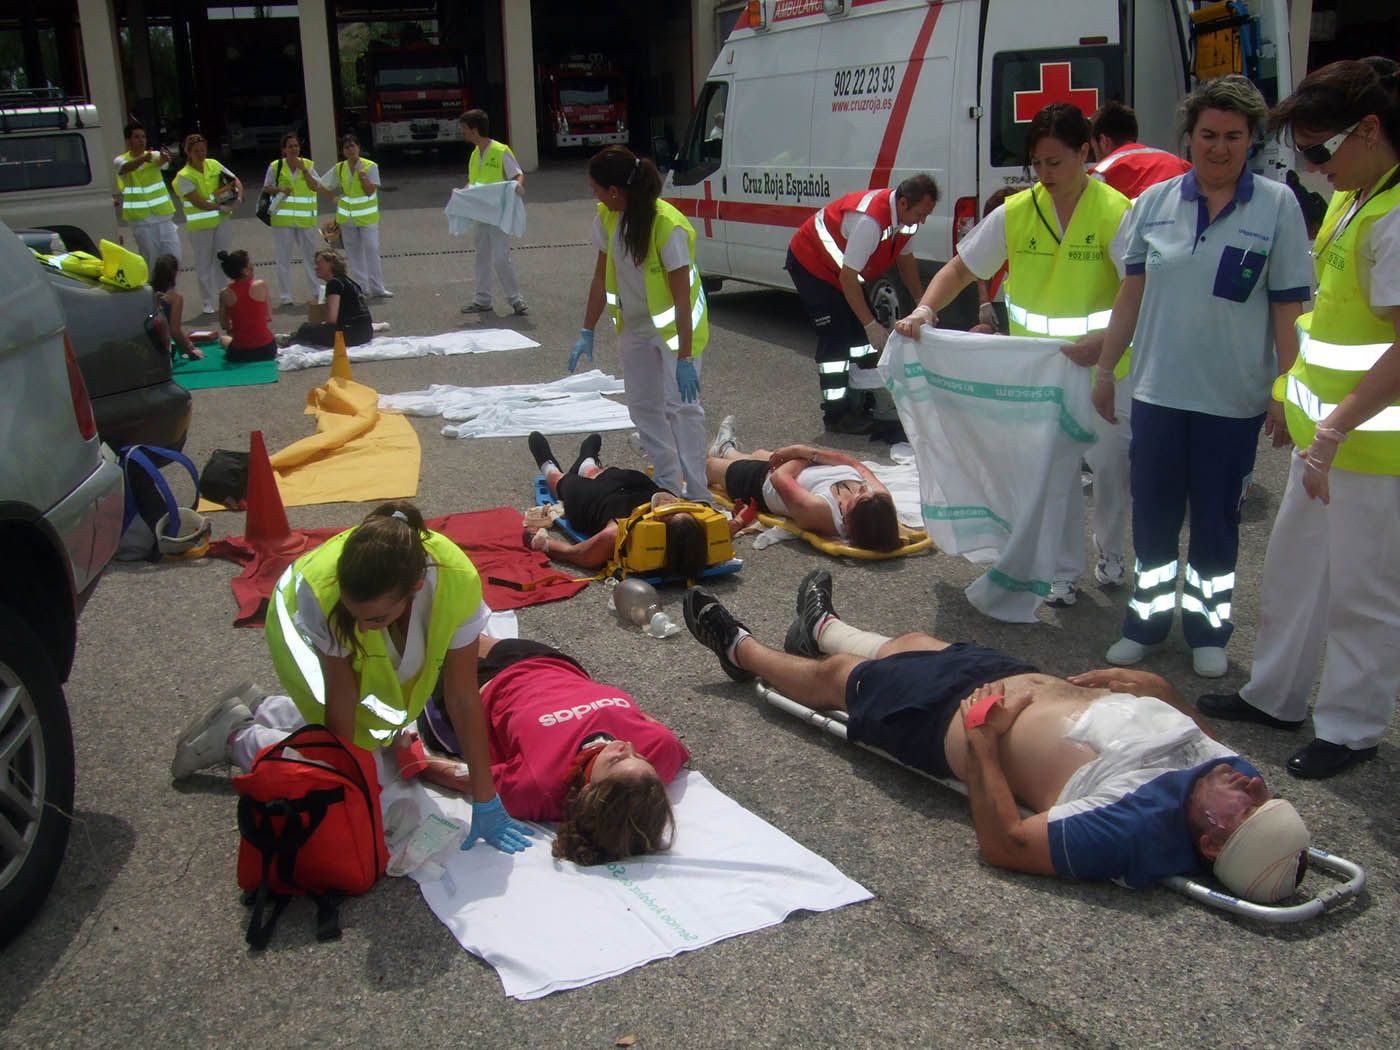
left=607, top=578, right=681, bottom=638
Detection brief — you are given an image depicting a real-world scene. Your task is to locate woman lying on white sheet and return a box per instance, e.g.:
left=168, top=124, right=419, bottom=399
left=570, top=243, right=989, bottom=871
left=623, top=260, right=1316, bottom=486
left=705, top=419, right=900, bottom=552
left=418, top=636, right=691, bottom=865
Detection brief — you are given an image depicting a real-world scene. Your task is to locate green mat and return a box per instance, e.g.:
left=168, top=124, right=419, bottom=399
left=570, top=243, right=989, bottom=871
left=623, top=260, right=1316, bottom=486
left=172, top=341, right=279, bottom=390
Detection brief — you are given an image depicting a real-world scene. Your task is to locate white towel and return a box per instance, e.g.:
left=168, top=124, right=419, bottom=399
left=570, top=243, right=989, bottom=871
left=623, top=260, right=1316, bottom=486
left=380, top=370, right=635, bottom=439
left=880, top=328, right=1097, bottom=622
left=445, top=183, right=527, bottom=238
left=376, top=768, right=871, bottom=1000
left=276, top=329, right=540, bottom=371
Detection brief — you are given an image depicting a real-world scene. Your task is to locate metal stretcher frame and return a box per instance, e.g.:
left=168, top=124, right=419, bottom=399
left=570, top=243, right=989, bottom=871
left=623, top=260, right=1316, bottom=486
left=532, top=476, right=743, bottom=585
left=754, top=681, right=1366, bottom=924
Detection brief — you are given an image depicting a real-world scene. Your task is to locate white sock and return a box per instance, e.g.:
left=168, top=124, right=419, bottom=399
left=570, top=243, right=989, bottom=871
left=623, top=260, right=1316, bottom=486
left=541, top=460, right=559, bottom=475
left=578, top=457, right=598, bottom=474
left=817, top=618, right=888, bottom=659
left=725, top=628, right=752, bottom=667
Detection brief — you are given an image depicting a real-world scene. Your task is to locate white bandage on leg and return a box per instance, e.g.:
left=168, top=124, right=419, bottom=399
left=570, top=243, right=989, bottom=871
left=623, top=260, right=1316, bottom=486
left=817, top=619, right=889, bottom=659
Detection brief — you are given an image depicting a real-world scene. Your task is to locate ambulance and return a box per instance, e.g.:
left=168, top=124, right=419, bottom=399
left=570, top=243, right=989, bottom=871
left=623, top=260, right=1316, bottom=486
left=664, top=0, right=1298, bottom=325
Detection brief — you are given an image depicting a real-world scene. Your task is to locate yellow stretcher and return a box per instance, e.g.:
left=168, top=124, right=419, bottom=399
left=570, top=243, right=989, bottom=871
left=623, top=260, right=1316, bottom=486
left=709, top=487, right=935, bottom=561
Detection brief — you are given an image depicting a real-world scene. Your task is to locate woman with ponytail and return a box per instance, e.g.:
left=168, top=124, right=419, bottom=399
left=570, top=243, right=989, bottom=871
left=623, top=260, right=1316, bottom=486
left=567, top=145, right=713, bottom=502
left=1199, top=61, right=1400, bottom=779
left=172, top=501, right=534, bottom=854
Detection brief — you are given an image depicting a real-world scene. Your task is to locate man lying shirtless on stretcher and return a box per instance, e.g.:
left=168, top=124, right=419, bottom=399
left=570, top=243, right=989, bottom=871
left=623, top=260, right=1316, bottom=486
left=683, top=571, right=1311, bottom=905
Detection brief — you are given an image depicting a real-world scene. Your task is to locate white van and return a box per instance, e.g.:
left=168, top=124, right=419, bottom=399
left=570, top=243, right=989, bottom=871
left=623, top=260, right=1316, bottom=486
left=665, top=0, right=1296, bottom=324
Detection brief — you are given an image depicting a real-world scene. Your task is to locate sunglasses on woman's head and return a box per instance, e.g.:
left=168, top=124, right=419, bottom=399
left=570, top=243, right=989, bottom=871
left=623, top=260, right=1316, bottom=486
left=1297, top=122, right=1358, bottom=166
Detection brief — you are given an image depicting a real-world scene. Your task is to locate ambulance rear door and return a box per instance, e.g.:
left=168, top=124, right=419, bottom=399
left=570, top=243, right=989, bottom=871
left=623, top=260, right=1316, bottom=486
left=666, top=77, right=733, bottom=282
left=979, top=0, right=1126, bottom=199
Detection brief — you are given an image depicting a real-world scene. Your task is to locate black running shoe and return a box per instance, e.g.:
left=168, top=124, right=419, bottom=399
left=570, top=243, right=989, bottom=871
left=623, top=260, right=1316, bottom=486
left=683, top=588, right=755, bottom=682
left=528, top=431, right=557, bottom=471
left=794, top=569, right=836, bottom=657
left=783, top=618, right=820, bottom=659
left=568, top=432, right=603, bottom=476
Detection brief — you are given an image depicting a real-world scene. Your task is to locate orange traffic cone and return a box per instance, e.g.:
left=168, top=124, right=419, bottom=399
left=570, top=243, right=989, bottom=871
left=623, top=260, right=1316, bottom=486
left=243, top=430, right=312, bottom=555
left=330, top=329, right=353, bottom=381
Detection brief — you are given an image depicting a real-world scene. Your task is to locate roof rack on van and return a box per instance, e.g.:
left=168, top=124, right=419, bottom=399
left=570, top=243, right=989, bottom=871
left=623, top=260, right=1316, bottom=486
left=0, top=88, right=98, bottom=134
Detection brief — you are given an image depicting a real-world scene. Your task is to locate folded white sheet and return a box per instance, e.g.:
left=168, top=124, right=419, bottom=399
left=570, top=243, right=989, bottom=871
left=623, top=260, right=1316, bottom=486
left=277, top=329, right=541, bottom=371
left=445, top=182, right=527, bottom=238
left=379, top=369, right=635, bottom=439
left=376, top=769, right=871, bottom=1000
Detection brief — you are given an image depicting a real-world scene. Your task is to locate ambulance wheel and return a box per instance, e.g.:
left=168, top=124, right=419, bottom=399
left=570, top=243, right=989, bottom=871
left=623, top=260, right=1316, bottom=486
left=701, top=275, right=724, bottom=295
left=0, top=609, right=75, bottom=946
left=866, top=272, right=913, bottom=329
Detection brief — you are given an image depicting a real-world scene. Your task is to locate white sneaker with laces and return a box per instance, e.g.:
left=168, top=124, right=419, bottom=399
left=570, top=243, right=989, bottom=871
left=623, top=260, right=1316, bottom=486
left=1095, top=552, right=1127, bottom=587
left=1192, top=646, right=1229, bottom=678
left=170, top=680, right=266, bottom=779
left=708, top=415, right=738, bottom=458
left=1045, top=580, right=1079, bottom=607
left=1106, top=637, right=1152, bottom=665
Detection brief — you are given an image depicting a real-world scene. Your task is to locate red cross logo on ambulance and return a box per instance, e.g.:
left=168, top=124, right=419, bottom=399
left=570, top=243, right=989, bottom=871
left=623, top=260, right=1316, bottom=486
left=1013, top=62, right=1100, bottom=123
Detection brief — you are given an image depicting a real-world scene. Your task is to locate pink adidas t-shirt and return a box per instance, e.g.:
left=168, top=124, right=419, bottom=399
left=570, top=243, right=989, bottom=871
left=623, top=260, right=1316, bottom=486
left=482, top=656, right=690, bottom=820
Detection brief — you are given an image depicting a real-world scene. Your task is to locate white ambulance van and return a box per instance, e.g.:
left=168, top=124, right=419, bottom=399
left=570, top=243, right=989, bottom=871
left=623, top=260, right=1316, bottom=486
left=664, top=0, right=1296, bottom=325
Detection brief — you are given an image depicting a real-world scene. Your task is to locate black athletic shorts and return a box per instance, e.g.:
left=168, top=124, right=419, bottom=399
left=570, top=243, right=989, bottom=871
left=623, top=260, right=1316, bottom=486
left=722, top=459, right=771, bottom=512
left=844, top=645, right=1037, bottom=779
left=556, top=466, right=662, bottom=536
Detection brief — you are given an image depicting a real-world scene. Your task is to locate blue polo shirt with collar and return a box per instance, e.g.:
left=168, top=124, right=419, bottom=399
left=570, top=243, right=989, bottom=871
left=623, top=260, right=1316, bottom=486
left=1123, top=168, right=1313, bottom=418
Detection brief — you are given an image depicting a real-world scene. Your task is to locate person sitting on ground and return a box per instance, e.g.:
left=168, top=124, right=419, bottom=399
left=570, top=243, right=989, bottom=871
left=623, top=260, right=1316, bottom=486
left=418, top=635, right=689, bottom=864
left=279, top=247, right=374, bottom=349
left=525, top=431, right=709, bottom=578
left=705, top=415, right=900, bottom=552
left=150, top=253, right=204, bottom=361
left=216, top=248, right=277, bottom=362
left=681, top=571, right=1313, bottom=905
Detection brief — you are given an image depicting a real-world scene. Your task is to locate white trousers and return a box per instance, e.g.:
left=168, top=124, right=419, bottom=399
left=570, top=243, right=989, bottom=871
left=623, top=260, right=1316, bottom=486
left=1054, top=374, right=1133, bottom=579
left=341, top=221, right=388, bottom=295
left=619, top=329, right=708, bottom=500
left=273, top=225, right=322, bottom=303
left=1240, top=455, right=1400, bottom=747
left=472, top=224, right=522, bottom=306
left=131, top=220, right=181, bottom=272
left=186, top=223, right=231, bottom=311
left=229, top=693, right=306, bottom=772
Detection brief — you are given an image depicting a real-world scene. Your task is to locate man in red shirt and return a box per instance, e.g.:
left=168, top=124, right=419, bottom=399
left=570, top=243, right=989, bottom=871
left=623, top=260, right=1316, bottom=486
left=1089, top=102, right=1192, bottom=200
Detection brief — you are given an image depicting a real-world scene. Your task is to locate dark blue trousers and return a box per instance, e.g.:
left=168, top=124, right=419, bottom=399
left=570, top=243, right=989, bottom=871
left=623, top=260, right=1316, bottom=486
left=1123, top=399, right=1264, bottom=648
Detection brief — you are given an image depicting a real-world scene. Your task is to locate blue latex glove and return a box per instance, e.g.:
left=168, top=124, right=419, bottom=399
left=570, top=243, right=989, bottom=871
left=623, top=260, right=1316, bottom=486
left=567, top=328, right=594, bottom=372
left=461, top=795, right=534, bottom=854
left=676, top=357, right=700, bottom=403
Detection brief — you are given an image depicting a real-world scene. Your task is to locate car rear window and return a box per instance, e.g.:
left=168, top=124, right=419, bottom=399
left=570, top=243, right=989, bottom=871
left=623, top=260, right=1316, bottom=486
left=0, top=133, right=93, bottom=192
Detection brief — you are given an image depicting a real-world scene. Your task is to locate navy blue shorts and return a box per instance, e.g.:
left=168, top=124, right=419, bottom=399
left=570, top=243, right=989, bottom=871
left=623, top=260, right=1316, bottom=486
left=723, top=459, right=771, bottom=512
left=844, top=645, right=1037, bottom=779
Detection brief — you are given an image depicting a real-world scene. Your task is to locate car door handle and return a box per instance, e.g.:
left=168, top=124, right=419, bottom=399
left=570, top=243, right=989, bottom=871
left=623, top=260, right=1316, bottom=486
left=722, top=174, right=727, bottom=194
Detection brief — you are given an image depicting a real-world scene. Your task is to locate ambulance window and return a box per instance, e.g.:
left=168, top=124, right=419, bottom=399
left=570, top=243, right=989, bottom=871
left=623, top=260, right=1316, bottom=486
left=672, top=81, right=728, bottom=187
left=0, top=132, right=91, bottom=192
left=989, top=47, right=1123, bottom=168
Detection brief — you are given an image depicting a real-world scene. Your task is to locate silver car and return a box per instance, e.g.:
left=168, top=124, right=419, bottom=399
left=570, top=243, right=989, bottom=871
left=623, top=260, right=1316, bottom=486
left=0, top=218, right=125, bottom=945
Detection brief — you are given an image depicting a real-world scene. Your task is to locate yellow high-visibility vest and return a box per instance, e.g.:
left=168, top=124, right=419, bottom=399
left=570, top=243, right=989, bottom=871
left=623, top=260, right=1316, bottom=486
left=598, top=199, right=710, bottom=355
left=334, top=158, right=380, bottom=226
left=117, top=151, right=176, bottom=222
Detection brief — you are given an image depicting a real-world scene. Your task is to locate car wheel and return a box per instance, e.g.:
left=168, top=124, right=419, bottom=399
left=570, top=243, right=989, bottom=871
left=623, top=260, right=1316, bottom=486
left=0, top=607, right=75, bottom=946
left=865, top=270, right=913, bottom=329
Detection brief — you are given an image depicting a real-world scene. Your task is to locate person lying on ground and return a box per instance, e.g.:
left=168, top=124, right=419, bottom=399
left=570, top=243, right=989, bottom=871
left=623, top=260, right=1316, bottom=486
left=524, top=430, right=711, bottom=577
left=681, top=571, right=1312, bottom=904
left=704, top=414, right=900, bottom=552
left=417, top=635, right=689, bottom=864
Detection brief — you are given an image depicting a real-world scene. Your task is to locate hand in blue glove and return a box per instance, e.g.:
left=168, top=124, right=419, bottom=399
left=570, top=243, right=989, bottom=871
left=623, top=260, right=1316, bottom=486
left=567, top=328, right=595, bottom=372
left=461, top=795, right=534, bottom=854
left=676, top=357, right=700, bottom=403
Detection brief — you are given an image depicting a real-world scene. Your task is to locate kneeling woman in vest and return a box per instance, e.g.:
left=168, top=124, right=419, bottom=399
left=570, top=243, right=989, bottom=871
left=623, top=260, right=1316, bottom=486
left=524, top=431, right=711, bottom=578
left=568, top=146, right=712, bottom=502
left=419, top=637, right=690, bottom=864
left=170, top=501, right=534, bottom=855
left=894, top=103, right=1135, bottom=607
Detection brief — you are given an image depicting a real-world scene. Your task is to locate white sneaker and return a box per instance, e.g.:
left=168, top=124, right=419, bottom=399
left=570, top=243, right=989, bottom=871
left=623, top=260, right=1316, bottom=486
left=1095, top=552, right=1127, bottom=587
left=371, top=321, right=391, bottom=332
left=1192, top=646, right=1229, bottom=678
left=708, top=414, right=738, bottom=458
left=1045, top=580, right=1079, bottom=607
left=375, top=289, right=395, bottom=299
left=278, top=296, right=295, bottom=307
left=1105, top=637, right=1153, bottom=665
left=201, top=302, right=215, bottom=316
left=171, top=681, right=263, bottom=779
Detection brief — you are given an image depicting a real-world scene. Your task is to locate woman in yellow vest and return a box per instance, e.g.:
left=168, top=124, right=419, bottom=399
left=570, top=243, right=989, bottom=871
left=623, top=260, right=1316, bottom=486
left=263, top=130, right=324, bottom=306
left=1199, top=62, right=1400, bottom=778
left=894, top=103, right=1134, bottom=606
left=322, top=133, right=392, bottom=298
left=568, top=145, right=712, bottom=502
left=170, top=502, right=534, bottom=853
left=458, top=109, right=527, bottom=315
left=174, top=133, right=241, bottom=315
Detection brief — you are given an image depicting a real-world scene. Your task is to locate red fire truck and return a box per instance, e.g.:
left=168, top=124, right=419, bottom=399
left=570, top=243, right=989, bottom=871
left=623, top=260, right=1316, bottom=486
left=540, top=58, right=628, bottom=150
left=363, top=40, right=468, bottom=151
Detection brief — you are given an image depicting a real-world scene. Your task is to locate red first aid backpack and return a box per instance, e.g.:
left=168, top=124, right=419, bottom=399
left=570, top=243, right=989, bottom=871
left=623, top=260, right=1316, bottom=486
left=233, top=726, right=389, bottom=948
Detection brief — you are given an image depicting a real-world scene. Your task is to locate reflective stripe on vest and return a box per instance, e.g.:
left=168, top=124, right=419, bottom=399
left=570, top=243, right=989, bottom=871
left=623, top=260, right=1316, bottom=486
left=599, top=199, right=710, bottom=355
left=177, top=160, right=224, bottom=230
left=1281, top=164, right=1400, bottom=474
left=468, top=140, right=512, bottom=185
left=1091, top=145, right=1163, bottom=173
left=263, top=528, right=484, bottom=750
left=118, top=154, right=175, bottom=221
left=270, top=158, right=319, bottom=228
left=335, top=158, right=380, bottom=225
left=790, top=189, right=916, bottom=287
left=1005, top=302, right=1114, bottom=338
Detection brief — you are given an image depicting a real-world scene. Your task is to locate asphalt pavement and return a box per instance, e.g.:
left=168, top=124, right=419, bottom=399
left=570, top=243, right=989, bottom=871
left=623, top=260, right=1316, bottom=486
left=3, top=157, right=1397, bottom=1050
